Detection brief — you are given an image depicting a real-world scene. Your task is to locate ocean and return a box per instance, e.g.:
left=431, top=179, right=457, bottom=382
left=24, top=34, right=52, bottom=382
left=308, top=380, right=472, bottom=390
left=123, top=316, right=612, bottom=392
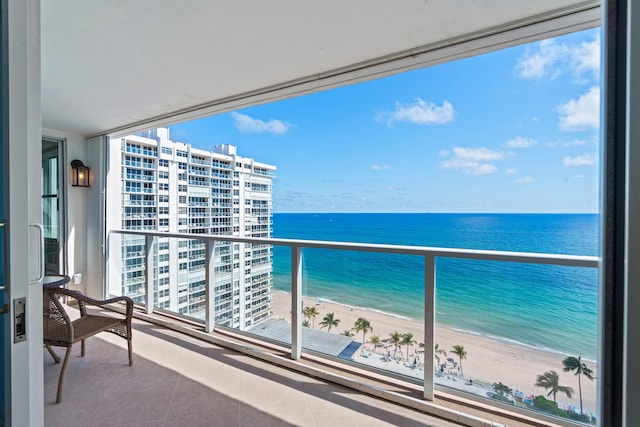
left=271, top=213, right=599, bottom=360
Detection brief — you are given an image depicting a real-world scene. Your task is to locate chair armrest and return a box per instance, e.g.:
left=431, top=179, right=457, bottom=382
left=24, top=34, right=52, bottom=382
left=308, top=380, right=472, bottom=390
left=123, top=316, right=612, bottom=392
left=50, top=288, right=134, bottom=320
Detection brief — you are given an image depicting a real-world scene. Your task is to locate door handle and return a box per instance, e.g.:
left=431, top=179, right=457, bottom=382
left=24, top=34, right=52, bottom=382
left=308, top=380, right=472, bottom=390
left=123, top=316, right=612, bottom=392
left=29, top=223, right=44, bottom=284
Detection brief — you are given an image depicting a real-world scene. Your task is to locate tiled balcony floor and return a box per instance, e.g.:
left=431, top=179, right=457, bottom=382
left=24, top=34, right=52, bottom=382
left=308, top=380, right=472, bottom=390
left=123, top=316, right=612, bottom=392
left=43, top=315, right=462, bottom=427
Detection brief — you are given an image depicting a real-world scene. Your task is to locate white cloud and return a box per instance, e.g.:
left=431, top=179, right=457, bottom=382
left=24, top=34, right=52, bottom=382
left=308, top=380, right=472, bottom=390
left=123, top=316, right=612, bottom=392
left=506, top=136, right=537, bottom=148
left=515, top=176, right=535, bottom=184
left=557, top=87, right=600, bottom=131
left=384, top=98, right=455, bottom=126
left=441, top=147, right=507, bottom=175
left=515, top=33, right=600, bottom=81
left=231, top=112, right=293, bottom=135
left=506, top=168, right=517, bottom=174
left=516, top=39, right=563, bottom=80
left=563, top=154, right=597, bottom=166
left=569, top=34, right=601, bottom=78
left=371, top=164, right=392, bottom=170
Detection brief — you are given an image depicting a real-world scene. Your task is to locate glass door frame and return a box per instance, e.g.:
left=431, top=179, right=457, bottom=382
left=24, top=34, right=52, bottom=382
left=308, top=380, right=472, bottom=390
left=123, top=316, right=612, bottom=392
left=41, top=137, right=67, bottom=277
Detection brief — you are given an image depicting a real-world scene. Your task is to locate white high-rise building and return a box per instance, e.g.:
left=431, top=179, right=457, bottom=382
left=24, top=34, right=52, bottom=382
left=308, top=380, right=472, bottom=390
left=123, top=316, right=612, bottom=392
left=107, top=128, right=276, bottom=330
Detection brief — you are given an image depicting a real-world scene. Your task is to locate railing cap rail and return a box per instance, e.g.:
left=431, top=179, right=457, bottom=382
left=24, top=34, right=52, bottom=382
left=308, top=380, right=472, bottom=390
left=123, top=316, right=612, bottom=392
left=109, top=229, right=599, bottom=268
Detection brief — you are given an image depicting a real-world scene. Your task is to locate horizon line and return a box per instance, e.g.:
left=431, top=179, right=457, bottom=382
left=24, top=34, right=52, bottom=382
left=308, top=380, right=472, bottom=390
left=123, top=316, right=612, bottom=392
left=272, top=211, right=600, bottom=215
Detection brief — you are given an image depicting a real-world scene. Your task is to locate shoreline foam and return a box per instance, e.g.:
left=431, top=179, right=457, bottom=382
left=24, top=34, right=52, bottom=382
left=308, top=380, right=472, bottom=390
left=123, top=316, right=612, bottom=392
left=270, top=290, right=598, bottom=413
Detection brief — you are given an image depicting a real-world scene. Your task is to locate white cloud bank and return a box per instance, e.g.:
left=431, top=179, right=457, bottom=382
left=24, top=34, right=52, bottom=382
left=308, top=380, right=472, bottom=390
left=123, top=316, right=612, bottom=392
left=442, top=147, right=508, bottom=175
left=515, top=34, right=600, bottom=81
left=557, top=86, right=600, bottom=131
left=383, top=98, right=455, bottom=126
left=563, top=154, right=597, bottom=166
left=232, top=112, right=293, bottom=135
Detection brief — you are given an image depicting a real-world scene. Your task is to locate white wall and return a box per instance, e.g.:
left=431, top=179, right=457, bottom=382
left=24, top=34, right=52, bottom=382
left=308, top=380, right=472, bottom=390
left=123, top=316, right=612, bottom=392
left=85, top=136, right=107, bottom=299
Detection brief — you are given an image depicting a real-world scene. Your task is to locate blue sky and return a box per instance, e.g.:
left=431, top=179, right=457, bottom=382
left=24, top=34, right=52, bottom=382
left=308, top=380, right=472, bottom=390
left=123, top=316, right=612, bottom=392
left=169, top=28, right=601, bottom=214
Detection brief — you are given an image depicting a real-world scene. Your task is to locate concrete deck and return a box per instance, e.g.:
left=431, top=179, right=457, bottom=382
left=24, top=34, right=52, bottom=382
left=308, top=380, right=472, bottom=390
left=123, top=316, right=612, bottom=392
left=44, top=313, right=461, bottom=427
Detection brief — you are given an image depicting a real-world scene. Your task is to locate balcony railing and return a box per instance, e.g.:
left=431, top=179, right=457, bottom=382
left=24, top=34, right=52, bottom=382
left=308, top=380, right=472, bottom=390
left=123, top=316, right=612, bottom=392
left=107, top=228, right=599, bottom=425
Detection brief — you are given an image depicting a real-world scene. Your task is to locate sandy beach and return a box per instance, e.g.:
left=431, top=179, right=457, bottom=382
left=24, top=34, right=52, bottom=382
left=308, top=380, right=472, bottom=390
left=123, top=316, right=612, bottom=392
left=270, top=290, right=598, bottom=414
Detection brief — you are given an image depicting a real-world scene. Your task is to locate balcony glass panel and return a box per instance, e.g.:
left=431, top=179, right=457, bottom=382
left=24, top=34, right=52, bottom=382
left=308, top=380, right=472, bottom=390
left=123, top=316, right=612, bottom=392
left=296, top=248, right=425, bottom=379
left=433, top=259, right=598, bottom=424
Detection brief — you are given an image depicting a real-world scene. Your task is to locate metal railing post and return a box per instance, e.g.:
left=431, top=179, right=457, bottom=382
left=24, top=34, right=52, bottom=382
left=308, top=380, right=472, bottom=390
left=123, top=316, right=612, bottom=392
left=205, top=240, right=215, bottom=333
left=145, top=235, right=154, bottom=314
left=424, top=254, right=436, bottom=400
left=291, top=245, right=302, bottom=359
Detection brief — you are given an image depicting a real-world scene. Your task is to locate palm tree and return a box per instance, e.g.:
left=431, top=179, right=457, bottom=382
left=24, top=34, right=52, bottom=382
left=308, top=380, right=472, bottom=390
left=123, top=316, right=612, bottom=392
left=535, top=370, right=574, bottom=404
left=369, top=335, right=381, bottom=352
left=492, top=382, right=513, bottom=402
left=302, top=306, right=319, bottom=328
left=562, top=356, right=594, bottom=414
left=451, top=345, right=468, bottom=377
left=354, top=317, right=372, bottom=346
left=401, top=332, right=416, bottom=361
left=434, top=343, right=447, bottom=365
left=319, top=312, right=340, bottom=331
left=302, top=320, right=310, bottom=327
left=341, top=329, right=354, bottom=337
left=389, top=332, right=402, bottom=357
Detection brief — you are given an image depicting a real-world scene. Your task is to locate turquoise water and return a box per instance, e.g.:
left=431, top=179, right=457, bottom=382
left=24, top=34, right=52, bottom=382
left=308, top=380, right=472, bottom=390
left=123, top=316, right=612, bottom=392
left=271, top=213, right=599, bottom=359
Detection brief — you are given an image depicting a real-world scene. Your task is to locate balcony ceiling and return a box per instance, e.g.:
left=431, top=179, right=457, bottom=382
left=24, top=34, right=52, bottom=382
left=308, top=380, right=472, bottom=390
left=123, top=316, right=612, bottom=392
left=42, top=0, right=598, bottom=136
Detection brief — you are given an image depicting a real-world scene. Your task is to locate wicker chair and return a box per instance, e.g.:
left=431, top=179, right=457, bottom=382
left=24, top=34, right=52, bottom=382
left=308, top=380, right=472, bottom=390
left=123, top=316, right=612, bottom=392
left=43, top=287, right=134, bottom=403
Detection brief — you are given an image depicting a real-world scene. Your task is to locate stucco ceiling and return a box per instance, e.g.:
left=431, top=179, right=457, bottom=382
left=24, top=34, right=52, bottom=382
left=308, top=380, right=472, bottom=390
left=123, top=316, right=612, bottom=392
left=42, top=0, right=599, bottom=136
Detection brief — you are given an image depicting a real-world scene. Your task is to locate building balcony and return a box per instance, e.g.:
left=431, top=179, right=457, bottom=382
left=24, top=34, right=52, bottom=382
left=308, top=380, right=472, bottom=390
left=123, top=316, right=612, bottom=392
left=211, top=161, right=232, bottom=170
left=42, top=308, right=450, bottom=426
left=190, top=158, right=209, bottom=166
left=124, top=145, right=158, bottom=157
left=105, top=228, right=599, bottom=427
left=124, top=173, right=156, bottom=181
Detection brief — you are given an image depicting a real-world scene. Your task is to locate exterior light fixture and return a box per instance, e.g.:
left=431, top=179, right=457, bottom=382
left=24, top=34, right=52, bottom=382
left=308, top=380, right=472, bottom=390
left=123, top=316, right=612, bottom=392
left=70, top=159, right=90, bottom=187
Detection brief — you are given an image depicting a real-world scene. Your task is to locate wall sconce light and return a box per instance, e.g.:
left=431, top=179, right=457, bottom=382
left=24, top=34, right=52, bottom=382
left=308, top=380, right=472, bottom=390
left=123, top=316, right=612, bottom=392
left=71, top=159, right=90, bottom=187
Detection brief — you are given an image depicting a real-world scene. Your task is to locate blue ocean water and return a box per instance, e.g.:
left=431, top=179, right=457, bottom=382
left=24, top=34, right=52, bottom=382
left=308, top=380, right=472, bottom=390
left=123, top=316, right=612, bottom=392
left=271, top=213, right=599, bottom=359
